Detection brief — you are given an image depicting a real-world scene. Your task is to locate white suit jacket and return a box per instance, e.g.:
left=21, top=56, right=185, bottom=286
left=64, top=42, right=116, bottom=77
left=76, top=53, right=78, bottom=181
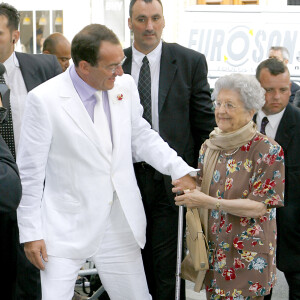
left=17, top=70, right=194, bottom=259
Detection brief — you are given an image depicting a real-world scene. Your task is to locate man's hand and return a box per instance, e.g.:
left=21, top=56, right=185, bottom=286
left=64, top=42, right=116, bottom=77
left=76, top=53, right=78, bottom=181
left=172, top=174, right=196, bottom=195
left=24, top=240, right=48, bottom=270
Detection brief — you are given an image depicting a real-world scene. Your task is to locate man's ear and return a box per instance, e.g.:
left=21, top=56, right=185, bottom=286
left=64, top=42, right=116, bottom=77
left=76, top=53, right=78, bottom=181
left=43, top=50, right=50, bottom=55
left=12, top=30, right=20, bottom=44
left=128, top=18, right=132, bottom=30
left=78, top=60, right=91, bottom=75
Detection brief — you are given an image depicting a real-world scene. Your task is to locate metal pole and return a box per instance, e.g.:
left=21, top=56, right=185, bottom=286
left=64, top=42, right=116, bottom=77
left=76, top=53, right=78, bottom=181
left=175, top=205, right=184, bottom=300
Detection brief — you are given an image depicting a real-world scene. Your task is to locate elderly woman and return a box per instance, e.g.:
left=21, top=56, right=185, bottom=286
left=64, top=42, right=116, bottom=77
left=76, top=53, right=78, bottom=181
left=173, top=73, right=285, bottom=300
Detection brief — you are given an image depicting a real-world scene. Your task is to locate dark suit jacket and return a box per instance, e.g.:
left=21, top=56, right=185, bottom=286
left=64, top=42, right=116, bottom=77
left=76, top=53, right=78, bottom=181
left=15, top=52, right=62, bottom=92
left=123, top=42, right=216, bottom=168
left=274, top=103, right=300, bottom=272
left=1, top=52, right=62, bottom=124
left=290, top=80, right=300, bottom=103
left=255, top=103, right=300, bottom=272
left=0, top=134, right=22, bottom=296
left=0, top=135, right=21, bottom=213
left=293, top=89, right=300, bottom=108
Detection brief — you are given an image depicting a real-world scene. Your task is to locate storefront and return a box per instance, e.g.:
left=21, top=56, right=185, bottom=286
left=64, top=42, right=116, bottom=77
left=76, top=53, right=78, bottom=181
left=10, top=0, right=131, bottom=53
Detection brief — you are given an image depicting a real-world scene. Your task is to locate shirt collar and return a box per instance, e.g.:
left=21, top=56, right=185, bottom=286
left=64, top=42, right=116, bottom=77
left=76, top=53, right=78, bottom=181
left=257, top=108, right=285, bottom=129
left=132, top=40, right=162, bottom=67
left=3, top=52, right=20, bottom=76
left=69, top=64, right=97, bottom=102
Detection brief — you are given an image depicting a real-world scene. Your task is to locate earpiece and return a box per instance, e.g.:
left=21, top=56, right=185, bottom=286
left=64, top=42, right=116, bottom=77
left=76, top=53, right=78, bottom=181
left=12, top=39, right=15, bottom=44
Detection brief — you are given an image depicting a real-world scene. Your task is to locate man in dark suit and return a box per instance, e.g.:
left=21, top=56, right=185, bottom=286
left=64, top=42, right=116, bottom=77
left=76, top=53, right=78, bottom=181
left=0, top=116, right=22, bottom=300
left=123, top=1, right=216, bottom=299
left=268, top=46, right=300, bottom=103
left=0, top=3, right=62, bottom=300
left=256, top=58, right=300, bottom=300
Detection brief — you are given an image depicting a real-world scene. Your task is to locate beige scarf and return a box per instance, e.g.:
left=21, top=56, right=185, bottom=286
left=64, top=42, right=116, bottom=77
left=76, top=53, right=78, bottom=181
left=193, top=120, right=257, bottom=292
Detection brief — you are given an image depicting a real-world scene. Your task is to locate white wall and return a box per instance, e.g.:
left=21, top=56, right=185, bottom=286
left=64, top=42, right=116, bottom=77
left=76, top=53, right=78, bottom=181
left=8, top=0, right=291, bottom=51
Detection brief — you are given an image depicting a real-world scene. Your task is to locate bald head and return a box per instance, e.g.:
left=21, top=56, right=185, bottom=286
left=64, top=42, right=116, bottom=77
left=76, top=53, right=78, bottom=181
left=43, top=33, right=71, bottom=71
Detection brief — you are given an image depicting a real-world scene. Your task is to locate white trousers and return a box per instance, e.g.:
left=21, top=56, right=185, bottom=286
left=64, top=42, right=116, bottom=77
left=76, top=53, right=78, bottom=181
left=40, top=198, right=151, bottom=300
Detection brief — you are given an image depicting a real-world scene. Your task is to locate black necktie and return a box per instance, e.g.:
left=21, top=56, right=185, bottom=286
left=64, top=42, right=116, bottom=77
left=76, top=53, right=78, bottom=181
left=0, top=75, right=15, bottom=159
left=260, top=116, right=269, bottom=135
left=138, top=56, right=152, bottom=125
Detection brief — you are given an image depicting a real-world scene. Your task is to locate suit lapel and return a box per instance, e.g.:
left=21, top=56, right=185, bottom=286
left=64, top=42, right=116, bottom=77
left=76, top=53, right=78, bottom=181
left=123, top=48, right=132, bottom=74
left=158, top=43, right=177, bottom=113
left=275, top=104, right=295, bottom=151
left=60, top=72, right=111, bottom=162
left=107, top=83, right=125, bottom=160
left=15, top=52, right=39, bottom=92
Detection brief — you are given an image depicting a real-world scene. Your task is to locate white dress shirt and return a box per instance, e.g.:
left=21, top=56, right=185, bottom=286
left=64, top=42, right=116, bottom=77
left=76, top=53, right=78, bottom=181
left=3, top=52, right=28, bottom=151
left=257, top=109, right=285, bottom=139
left=131, top=41, right=162, bottom=132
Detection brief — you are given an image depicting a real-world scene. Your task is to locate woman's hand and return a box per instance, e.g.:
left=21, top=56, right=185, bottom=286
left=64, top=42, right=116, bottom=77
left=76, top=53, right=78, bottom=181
left=175, top=190, right=268, bottom=218
left=174, top=188, right=212, bottom=209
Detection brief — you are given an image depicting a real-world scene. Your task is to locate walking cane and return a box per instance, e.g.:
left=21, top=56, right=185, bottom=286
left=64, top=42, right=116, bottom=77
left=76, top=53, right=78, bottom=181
left=175, top=203, right=184, bottom=300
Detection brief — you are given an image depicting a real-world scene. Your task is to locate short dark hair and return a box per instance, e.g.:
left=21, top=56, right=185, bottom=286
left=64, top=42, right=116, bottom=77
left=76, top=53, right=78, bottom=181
left=0, top=3, right=20, bottom=32
left=43, top=36, right=57, bottom=54
left=129, top=0, right=163, bottom=18
left=71, top=24, right=120, bottom=67
left=256, top=58, right=289, bottom=81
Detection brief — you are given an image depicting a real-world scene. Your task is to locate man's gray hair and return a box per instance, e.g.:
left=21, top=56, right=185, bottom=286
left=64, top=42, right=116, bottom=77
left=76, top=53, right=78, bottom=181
left=212, top=73, right=265, bottom=112
left=269, top=46, right=290, bottom=61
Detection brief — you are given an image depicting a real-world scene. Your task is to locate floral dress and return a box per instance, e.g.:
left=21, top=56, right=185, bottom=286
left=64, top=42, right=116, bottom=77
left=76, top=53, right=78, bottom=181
left=198, top=133, right=285, bottom=300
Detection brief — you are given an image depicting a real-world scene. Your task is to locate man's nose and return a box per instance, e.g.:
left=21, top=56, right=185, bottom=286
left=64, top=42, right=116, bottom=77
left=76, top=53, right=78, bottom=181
left=273, top=90, right=281, bottom=99
left=146, top=20, right=154, bottom=31
left=115, top=65, right=124, bottom=76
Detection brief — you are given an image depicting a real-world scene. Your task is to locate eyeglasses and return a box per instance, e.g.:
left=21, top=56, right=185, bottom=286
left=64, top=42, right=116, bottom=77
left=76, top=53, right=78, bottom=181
left=213, top=101, right=239, bottom=111
left=103, top=56, right=127, bottom=74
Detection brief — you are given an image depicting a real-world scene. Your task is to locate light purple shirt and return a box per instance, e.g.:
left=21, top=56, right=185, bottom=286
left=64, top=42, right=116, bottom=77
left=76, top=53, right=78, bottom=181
left=69, top=65, right=112, bottom=138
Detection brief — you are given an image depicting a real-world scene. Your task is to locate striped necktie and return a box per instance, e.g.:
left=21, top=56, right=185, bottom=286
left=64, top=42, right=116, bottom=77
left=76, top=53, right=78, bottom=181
left=0, top=74, right=15, bottom=159
left=138, top=56, right=152, bottom=125
left=260, top=116, right=269, bottom=135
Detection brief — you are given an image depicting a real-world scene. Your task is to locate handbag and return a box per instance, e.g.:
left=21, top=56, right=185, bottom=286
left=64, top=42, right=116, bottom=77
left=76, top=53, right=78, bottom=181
left=184, top=207, right=209, bottom=271
left=180, top=207, right=209, bottom=292
left=180, top=147, right=210, bottom=291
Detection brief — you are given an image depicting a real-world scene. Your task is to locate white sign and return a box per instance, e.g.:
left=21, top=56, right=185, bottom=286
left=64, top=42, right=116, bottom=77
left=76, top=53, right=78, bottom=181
left=180, top=6, right=300, bottom=80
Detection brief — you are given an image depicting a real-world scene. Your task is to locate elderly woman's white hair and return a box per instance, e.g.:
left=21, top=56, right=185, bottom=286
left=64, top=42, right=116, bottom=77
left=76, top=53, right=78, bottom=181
left=212, top=73, right=265, bottom=112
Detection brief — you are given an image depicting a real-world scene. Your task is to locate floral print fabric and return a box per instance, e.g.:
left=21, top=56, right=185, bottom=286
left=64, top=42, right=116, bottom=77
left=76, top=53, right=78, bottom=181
left=198, top=133, right=285, bottom=299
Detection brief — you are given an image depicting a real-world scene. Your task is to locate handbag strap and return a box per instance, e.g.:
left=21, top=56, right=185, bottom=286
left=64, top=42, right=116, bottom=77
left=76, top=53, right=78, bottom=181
left=188, top=207, right=209, bottom=249
left=188, top=207, right=203, bottom=234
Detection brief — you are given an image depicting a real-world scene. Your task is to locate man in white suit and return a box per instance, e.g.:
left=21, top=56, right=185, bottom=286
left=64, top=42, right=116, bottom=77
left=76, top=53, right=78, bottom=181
left=17, top=24, right=195, bottom=300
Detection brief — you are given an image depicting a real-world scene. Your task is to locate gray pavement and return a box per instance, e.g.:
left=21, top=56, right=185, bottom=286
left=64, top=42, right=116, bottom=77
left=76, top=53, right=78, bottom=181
left=186, top=269, right=288, bottom=300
